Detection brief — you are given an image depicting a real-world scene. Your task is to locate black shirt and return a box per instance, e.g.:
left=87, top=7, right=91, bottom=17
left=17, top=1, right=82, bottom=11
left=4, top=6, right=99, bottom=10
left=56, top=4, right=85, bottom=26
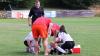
left=28, top=6, right=44, bottom=23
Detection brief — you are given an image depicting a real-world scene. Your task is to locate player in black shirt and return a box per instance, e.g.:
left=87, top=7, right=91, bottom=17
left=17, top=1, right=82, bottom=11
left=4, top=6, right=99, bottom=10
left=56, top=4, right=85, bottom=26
left=28, top=1, right=44, bottom=52
left=28, top=1, right=44, bottom=26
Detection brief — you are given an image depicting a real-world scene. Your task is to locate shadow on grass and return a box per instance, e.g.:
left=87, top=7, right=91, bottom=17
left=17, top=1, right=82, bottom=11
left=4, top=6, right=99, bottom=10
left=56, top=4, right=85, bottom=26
left=10, top=51, right=67, bottom=56
left=9, top=51, right=32, bottom=56
left=39, top=51, right=44, bottom=55
left=9, top=51, right=45, bottom=56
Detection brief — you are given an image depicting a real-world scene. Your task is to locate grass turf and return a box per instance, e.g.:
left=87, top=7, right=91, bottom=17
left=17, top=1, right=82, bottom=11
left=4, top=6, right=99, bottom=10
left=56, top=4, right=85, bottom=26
left=0, top=17, right=100, bottom=56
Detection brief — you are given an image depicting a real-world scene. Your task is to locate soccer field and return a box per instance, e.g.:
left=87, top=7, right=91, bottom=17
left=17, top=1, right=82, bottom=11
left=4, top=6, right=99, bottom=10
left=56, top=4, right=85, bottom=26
left=0, top=17, right=100, bottom=56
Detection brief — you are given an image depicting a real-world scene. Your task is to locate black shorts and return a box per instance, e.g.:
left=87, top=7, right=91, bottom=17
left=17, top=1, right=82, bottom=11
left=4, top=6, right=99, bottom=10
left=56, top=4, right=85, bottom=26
left=49, top=41, right=75, bottom=55
left=61, top=41, right=75, bottom=50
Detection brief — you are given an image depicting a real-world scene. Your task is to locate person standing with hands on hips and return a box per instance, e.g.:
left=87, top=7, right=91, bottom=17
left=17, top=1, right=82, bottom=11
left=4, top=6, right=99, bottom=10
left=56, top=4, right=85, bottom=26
left=28, top=0, right=44, bottom=26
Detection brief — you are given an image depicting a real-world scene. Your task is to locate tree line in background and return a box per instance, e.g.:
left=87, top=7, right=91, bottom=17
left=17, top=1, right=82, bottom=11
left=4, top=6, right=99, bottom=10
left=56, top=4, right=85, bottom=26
left=0, top=0, right=100, bottom=10
left=44, top=0, right=100, bottom=9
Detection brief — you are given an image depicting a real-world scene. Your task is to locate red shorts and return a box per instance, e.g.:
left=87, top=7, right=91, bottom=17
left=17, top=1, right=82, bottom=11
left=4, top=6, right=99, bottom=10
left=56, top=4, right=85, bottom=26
left=32, top=24, right=48, bottom=38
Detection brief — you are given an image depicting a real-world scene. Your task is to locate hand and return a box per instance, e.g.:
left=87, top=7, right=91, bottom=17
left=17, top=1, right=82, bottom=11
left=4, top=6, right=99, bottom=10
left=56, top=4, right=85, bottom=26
left=29, top=23, right=31, bottom=26
left=28, top=22, right=31, bottom=27
left=50, top=42, right=56, bottom=48
left=55, top=38, right=60, bottom=43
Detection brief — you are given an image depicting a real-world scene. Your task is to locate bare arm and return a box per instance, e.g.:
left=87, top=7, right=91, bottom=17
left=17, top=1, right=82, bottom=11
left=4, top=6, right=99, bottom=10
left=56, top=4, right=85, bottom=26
left=28, top=17, right=32, bottom=26
left=28, top=7, right=33, bottom=27
left=48, top=23, right=53, bottom=37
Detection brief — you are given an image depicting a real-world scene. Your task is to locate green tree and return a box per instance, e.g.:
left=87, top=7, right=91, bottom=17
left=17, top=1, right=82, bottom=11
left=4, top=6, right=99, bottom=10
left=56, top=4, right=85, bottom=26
left=6, top=0, right=100, bottom=9
left=9, top=0, right=23, bottom=9
left=44, top=0, right=64, bottom=8
left=9, top=0, right=35, bottom=9
left=61, top=0, right=95, bottom=9
left=44, top=0, right=100, bottom=9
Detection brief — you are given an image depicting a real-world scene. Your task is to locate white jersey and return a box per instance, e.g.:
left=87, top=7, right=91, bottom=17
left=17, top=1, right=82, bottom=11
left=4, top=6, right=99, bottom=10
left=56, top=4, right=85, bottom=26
left=24, top=31, right=34, bottom=41
left=58, top=32, right=73, bottom=43
left=24, top=32, right=35, bottom=53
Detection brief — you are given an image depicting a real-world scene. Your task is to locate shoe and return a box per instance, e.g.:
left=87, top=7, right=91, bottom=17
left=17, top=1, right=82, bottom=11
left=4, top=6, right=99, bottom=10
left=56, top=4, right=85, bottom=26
left=68, top=49, right=72, bottom=54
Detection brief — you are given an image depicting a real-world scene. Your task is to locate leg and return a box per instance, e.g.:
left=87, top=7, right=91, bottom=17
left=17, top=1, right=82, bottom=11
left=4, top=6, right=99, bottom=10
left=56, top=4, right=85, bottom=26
left=34, top=38, right=39, bottom=55
left=38, top=38, right=41, bottom=47
left=61, top=41, right=75, bottom=54
left=42, top=38, right=49, bottom=56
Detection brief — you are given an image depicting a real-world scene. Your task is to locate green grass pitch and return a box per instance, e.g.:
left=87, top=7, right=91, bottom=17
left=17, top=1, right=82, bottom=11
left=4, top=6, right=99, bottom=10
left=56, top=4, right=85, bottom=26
left=0, top=17, right=100, bottom=56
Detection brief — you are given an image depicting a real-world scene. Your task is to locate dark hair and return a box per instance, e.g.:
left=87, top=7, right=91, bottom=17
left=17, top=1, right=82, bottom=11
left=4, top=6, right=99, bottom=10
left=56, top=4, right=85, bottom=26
left=59, top=25, right=67, bottom=33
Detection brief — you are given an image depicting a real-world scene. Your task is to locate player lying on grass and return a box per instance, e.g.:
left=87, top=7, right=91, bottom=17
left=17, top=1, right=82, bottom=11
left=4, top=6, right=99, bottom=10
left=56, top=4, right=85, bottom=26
left=49, top=25, right=75, bottom=55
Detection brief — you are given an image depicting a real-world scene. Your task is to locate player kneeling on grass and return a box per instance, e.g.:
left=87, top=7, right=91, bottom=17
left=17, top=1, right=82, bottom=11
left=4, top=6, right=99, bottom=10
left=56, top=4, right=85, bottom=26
left=49, top=25, right=75, bottom=55
left=24, top=31, right=35, bottom=53
left=24, top=31, right=41, bottom=53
